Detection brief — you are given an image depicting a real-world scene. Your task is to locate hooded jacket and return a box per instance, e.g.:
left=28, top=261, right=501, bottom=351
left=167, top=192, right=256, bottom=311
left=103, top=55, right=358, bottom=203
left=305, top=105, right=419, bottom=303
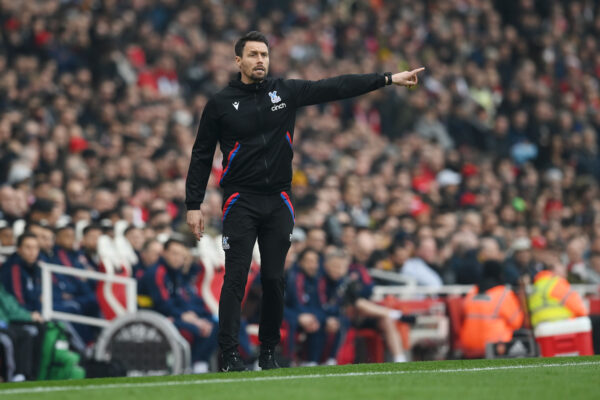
left=185, top=73, right=388, bottom=209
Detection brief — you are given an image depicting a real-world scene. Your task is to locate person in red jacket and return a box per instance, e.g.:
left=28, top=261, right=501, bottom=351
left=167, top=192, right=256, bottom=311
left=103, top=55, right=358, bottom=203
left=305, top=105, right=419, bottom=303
left=459, top=260, right=524, bottom=357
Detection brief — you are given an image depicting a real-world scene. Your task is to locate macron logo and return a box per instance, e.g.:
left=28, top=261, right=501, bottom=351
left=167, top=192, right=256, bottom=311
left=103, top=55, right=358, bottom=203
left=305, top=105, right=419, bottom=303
left=232, top=102, right=239, bottom=110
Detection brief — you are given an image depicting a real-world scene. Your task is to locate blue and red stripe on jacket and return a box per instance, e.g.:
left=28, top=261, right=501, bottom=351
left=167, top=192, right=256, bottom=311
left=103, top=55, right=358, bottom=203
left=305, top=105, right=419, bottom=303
left=285, top=265, right=327, bottom=324
left=0, top=253, right=42, bottom=312
left=219, top=142, right=241, bottom=185
left=139, top=258, right=199, bottom=319
left=50, top=245, right=97, bottom=309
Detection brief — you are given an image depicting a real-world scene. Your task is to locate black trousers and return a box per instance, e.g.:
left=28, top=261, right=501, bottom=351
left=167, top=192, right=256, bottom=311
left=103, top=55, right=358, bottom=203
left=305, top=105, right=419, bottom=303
left=219, top=190, right=294, bottom=353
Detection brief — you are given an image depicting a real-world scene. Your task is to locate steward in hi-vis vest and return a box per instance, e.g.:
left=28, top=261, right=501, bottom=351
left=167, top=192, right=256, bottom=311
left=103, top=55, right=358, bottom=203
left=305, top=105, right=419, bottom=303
left=528, top=270, right=587, bottom=328
left=459, top=261, right=524, bottom=356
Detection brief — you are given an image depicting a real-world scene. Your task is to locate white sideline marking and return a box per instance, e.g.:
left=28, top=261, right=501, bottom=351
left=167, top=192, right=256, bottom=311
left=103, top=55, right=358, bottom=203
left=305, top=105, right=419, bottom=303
left=1, top=361, right=599, bottom=396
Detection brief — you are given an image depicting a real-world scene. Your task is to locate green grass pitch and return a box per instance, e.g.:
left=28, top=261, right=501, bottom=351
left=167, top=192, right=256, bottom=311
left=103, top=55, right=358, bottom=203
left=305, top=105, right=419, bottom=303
left=1, top=356, right=599, bottom=400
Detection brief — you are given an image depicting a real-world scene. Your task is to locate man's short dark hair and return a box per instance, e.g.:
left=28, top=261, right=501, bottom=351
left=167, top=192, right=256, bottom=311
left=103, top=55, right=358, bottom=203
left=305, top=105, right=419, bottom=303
left=235, top=31, right=269, bottom=57
left=17, top=232, right=38, bottom=248
left=83, top=224, right=102, bottom=236
left=124, top=225, right=140, bottom=236
left=164, top=238, right=186, bottom=251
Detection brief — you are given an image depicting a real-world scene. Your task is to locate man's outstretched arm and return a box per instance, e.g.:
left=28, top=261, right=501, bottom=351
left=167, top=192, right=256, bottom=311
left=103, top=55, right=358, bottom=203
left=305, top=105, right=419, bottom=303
left=185, top=98, right=219, bottom=240
left=285, top=68, right=425, bottom=107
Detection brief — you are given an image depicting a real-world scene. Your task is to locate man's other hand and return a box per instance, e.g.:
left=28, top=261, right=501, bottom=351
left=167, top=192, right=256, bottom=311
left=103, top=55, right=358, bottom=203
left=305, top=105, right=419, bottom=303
left=186, top=209, right=204, bottom=241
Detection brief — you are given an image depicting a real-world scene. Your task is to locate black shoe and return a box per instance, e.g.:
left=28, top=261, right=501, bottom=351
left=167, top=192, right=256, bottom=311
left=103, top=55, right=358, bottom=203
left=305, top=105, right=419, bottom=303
left=221, top=351, right=247, bottom=372
left=258, top=348, right=280, bottom=370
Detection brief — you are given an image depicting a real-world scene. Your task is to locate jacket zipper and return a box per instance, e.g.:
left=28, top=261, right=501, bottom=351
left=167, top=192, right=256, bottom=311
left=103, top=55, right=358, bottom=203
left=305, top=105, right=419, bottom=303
left=255, top=91, right=269, bottom=185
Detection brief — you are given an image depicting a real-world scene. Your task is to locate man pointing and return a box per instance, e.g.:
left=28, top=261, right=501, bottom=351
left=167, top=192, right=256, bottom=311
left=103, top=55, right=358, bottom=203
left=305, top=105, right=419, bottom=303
left=186, top=31, right=424, bottom=371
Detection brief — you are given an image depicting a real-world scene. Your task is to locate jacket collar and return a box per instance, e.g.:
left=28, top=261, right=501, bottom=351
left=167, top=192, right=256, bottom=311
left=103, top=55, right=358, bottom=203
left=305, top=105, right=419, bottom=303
left=228, top=73, right=269, bottom=92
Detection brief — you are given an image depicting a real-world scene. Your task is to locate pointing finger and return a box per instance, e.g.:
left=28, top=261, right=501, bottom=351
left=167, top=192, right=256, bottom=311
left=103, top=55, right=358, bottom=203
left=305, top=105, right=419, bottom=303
left=411, top=67, right=426, bottom=74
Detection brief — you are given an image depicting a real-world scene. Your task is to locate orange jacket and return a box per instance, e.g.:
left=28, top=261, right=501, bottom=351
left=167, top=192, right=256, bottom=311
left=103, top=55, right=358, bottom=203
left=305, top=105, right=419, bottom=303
left=459, top=285, right=524, bottom=356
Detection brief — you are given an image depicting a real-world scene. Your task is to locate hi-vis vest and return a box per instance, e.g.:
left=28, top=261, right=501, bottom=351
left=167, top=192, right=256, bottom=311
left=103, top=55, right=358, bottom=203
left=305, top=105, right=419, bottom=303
left=528, top=273, right=573, bottom=327
left=459, top=285, right=523, bottom=355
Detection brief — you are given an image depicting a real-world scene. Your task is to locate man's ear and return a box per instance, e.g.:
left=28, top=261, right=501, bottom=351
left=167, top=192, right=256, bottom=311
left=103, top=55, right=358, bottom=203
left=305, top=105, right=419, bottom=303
left=235, top=56, right=241, bottom=69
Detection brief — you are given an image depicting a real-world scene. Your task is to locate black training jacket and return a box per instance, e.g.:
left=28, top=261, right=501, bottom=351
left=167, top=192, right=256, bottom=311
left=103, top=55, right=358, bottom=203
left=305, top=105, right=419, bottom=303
left=185, top=73, right=388, bottom=209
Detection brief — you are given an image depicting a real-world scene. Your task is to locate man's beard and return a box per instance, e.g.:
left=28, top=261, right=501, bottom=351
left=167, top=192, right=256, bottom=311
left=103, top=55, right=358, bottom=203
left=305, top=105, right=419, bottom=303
left=248, top=68, right=266, bottom=82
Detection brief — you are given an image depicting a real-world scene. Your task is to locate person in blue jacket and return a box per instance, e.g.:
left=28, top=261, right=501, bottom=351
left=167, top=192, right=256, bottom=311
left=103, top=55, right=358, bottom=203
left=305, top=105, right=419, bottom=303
left=0, top=233, right=42, bottom=311
left=140, top=239, right=217, bottom=373
left=285, top=248, right=333, bottom=365
left=50, top=224, right=99, bottom=342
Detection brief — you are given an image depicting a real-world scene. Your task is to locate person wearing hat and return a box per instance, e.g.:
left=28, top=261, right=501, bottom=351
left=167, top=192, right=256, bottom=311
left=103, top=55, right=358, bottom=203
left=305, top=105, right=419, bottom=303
left=459, top=260, right=524, bottom=358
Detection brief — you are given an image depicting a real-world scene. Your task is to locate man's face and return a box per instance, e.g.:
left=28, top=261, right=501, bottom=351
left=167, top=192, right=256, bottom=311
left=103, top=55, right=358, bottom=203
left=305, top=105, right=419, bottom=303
left=163, top=242, right=186, bottom=270
left=30, top=226, right=54, bottom=253
left=142, top=241, right=163, bottom=267
left=299, top=250, right=320, bottom=277
left=18, top=237, right=40, bottom=265
left=82, top=229, right=101, bottom=252
left=236, top=41, right=269, bottom=83
left=0, top=228, right=14, bottom=246
left=56, top=228, right=75, bottom=250
left=306, top=229, right=326, bottom=252
left=515, top=249, right=532, bottom=267
left=324, top=256, right=349, bottom=281
left=125, top=228, right=144, bottom=251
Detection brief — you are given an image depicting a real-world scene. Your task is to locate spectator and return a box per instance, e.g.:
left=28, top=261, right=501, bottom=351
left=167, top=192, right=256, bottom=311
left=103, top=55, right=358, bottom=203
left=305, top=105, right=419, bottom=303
left=583, top=252, right=600, bottom=284
left=27, top=223, right=55, bottom=263
left=401, top=237, right=443, bottom=287
left=459, top=260, right=524, bottom=358
left=77, top=225, right=103, bottom=276
left=504, top=237, right=540, bottom=286
left=326, top=248, right=415, bottom=363
left=139, top=239, right=217, bottom=373
left=51, top=224, right=99, bottom=342
left=285, top=248, right=328, bottom=366
left=0, top=282, right=43, bottom=382
left=0, top=233, right=42, bottom=311
left=0, top=221, right=14, bottom=247
left=528, top=258, right=588, bottom=328
left=134, top=239, right=163, bottom=281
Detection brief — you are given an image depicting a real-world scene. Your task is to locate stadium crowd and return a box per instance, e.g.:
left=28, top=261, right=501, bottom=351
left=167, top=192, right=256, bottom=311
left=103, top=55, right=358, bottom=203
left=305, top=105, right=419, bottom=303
left=1, top=0, right=600, bottom=374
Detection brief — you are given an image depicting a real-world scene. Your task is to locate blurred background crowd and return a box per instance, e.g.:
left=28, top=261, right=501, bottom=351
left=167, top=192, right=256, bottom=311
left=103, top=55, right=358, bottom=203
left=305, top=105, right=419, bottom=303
left=1, top=0, right=600, bottom=371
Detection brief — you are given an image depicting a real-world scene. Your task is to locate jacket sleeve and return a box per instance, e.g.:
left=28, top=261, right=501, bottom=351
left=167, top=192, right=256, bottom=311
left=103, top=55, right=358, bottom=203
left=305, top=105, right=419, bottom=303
left=185, top=98, right=220, bottom=210
left=0, top=287, right=32, bottom=322
left=285, top=73, right=386, bottom=107
left=2, top=264, right=25, bottom=307
left=500, top=290, right=524, bottom=330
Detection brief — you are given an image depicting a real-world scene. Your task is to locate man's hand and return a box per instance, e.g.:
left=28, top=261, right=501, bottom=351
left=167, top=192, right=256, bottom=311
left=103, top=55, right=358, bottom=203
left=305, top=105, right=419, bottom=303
left=325, top=317, right=340, bottom=334
left=392, top=67, right=425, bottom=88
left=31, top=311, right=44, bottom=323
left=195, top=318, right=213, bottom=337
left=186, top=209, right=204, bottom=241
left=181, top=311, right=197, bottom=323
left=298, top=313, right=320, bottom=333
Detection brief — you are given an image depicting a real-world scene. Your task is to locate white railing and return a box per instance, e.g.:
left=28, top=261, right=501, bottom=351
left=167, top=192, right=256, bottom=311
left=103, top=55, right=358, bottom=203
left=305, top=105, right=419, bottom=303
left=40, top=261, right=137, bottom=328
left=372, top=284, right=475, bottom=300
left=372, top=283, right=600, bottom=301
